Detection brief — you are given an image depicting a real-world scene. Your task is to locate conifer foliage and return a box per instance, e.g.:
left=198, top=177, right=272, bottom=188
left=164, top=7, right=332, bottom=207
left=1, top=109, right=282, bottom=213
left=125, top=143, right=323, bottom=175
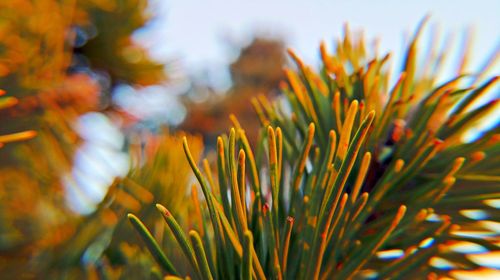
left=129, top=20, right=499, bottom=279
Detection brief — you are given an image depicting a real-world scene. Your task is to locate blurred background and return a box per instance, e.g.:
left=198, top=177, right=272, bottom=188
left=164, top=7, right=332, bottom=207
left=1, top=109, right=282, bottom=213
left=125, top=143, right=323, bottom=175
left=0, top=0, right=498, bottom=278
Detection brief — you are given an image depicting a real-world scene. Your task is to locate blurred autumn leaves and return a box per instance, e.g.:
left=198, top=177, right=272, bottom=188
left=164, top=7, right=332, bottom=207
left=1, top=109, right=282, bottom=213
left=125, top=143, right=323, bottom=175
left=0, top=0, right=167, bottom=276
left=0, top=0, right=165, bottom=90
left=0, top=0, right=166, bottom=149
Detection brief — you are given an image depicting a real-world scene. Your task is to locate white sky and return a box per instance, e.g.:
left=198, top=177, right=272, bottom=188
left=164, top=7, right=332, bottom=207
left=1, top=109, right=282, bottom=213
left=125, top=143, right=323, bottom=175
left=138, top=0, right=499, bottom=84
